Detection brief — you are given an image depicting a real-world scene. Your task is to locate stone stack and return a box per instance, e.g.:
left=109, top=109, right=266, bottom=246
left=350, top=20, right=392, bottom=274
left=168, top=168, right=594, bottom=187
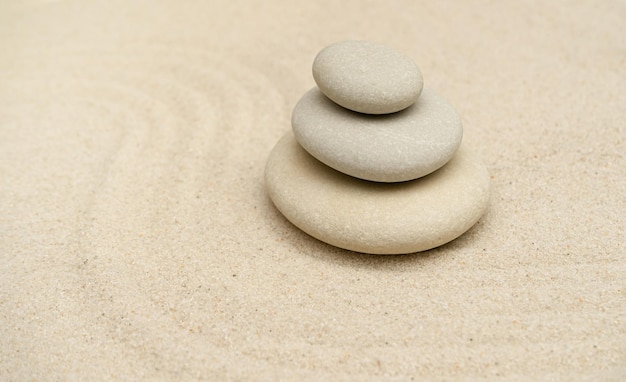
left=265, top=41, right=490, bottom=255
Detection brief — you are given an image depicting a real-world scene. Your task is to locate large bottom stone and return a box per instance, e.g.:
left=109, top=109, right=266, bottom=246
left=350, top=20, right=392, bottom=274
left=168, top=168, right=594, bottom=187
left=265, top=133, right=490, bottom=254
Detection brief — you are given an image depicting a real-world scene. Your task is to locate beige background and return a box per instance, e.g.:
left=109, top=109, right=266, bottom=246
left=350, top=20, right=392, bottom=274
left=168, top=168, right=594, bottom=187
left=1, top=0, right=624, bottom=380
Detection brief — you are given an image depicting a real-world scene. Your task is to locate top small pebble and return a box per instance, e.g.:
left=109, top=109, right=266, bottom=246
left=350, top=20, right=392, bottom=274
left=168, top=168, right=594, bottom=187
left=312, top=41, right=423, bottom=114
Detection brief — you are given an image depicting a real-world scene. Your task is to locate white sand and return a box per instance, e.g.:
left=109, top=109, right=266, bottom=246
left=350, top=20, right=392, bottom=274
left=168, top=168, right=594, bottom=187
left=1, top=0, right=624, bottom=380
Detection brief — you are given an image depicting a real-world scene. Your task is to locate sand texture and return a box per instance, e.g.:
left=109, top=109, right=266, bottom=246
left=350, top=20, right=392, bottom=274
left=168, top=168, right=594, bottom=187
left=1, top=1, right=625, bottom=380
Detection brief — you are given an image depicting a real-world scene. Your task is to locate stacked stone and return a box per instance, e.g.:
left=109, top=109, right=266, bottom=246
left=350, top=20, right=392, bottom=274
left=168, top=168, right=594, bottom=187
left=265, top=41, right=490, bottom=255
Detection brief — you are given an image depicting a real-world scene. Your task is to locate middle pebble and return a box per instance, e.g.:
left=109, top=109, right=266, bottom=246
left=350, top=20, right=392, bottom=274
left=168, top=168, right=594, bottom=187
left=292, top=87, right=463, bottom=183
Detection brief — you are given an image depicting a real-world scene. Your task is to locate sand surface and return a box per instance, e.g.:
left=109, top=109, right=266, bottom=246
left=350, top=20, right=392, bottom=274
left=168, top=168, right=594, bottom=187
left=1, top=1, right=625, bottom=380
